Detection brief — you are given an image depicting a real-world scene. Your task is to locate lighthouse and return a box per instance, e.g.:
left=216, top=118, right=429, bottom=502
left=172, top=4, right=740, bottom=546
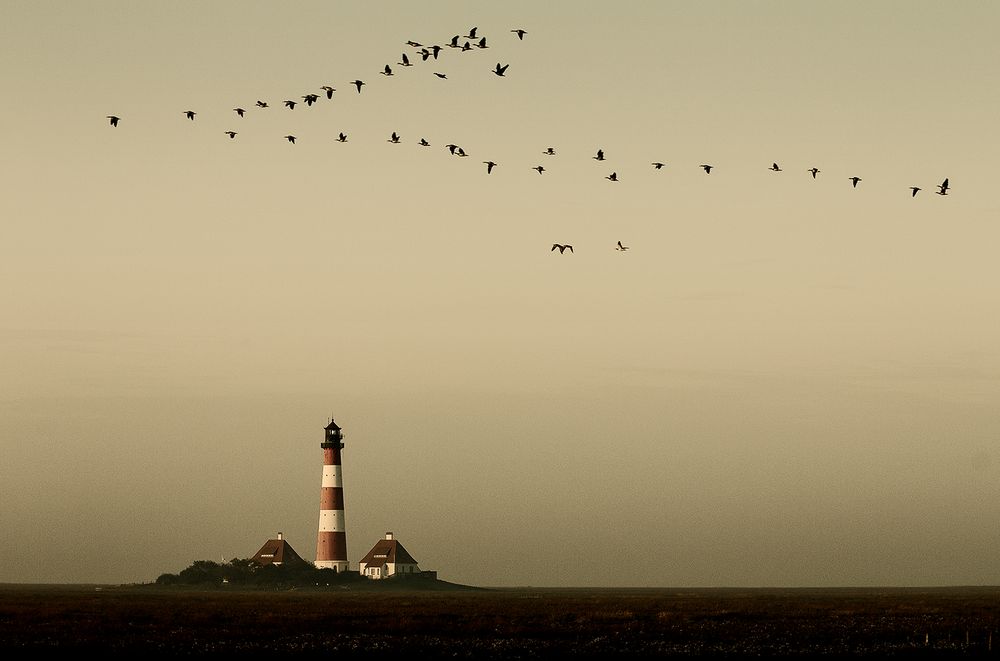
left=315, top=417, right=348, bottom=571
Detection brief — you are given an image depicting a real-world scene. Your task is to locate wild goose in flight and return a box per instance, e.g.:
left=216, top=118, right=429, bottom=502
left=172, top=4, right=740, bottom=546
left=700, top=164, right=713, bottom=173
left=388, top=131, right=401, bottom=143
left=381, top=64, right=393, bottom=76
left=224, top=131, right=237, bottom=139
left=419, top=48, right=431, bottom=61
left=255, top=100, right=269, bottom=108
left=466, top=27, right=478, bottom=39
left=284, top=100, right=297, bottom=109
left=418, top=138, right=430, bottom=146
left=849, top=176, right=862, bottom=188
left=910, top=186, right=921, bottom=197
left=284, top=135, right=296, bottom=143
left=456, top=147, right=468, bottom=157
left=352, top=80, right=365, bottom=93
left=551, top=244, right=573, bottom=254
left=461, top=41, right=472, bottom=52
left=511, top=29, right=527, bottom=40
left=233, top=108, right=245, bottom=117
left=606, top=172, right=618, bottom=182
left=302, top=94, right=319, bottom=106
left=107, top=115, right=120, bottom=127
left=446, top=144, right=458, bottom=155
left=448, top=35, right=461, bottom=48
left=492, top=62, right=509, bottom=77
left=807, top=167, right=820, bottom=178
left=533, top=165, right=545, bottom=174
left=434, top=72, right=448, bottom=79
left=321, top=86, right=336, bottom=99
left=593, top=149, right=605, bottom=161
left=184, top=110, right=196, bottom=120
left=406, top=40, right=423, bottom=48
left=936, top=178, right=949, bottom=195
left=476, top=37, right=488, bottom=49
left=399, top=53, right=412, bottom=67
left=336, top=132, right=348, bottom=142
left=651, top=162, right=665, bottom=169
left=769, top=162, right=782, bottom=171
left=616, top=241, right=630, bottom=251
left=431, top=45, right=442, bottom=59
left=484, top=161, right=497, bottom=174
left=543, top=147, right=556, bottom=155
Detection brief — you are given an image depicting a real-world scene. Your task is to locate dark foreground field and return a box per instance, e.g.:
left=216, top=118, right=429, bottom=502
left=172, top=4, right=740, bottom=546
left=2, top=584, right=999, bottom=658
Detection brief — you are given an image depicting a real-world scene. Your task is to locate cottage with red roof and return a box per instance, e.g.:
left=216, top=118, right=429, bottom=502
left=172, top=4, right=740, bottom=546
left=251, top=532, right=307, bottom=567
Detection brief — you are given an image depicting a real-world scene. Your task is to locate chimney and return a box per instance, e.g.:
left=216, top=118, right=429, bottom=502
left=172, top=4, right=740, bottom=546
left=385, top=532, right=393, bottom=540
left=277, top=532, right=283, bottom=541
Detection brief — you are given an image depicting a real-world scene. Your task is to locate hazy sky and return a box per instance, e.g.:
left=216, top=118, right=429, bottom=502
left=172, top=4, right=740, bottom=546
left=2, top=1, right=999, bottom=587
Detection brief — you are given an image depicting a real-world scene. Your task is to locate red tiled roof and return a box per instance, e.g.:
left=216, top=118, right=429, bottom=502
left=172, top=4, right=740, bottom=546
left=251, top=537, right=307, bottom=566
left=358, top=538, right=418, bottom=567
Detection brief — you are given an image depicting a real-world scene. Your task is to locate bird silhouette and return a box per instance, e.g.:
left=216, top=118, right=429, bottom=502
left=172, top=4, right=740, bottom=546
left=431, top=45, right=442, bottom=59
left=849, top=176, right=862, bottom=188
left=769, top=162, right=782, bottom=171
left=284, top=100, right=296, bottom=109
left=616, top=241, right=630, bottom=251
left=184, top=110, right=196, bottom=120
left=233, top=108, right=245, bottom=117
left=255, top=100, right=269, bottom=108
left=456, top=147, right=468, bottom=157
left=107, top=115, right=120, bottom=127
left=543, top=147, right=556, bottom=155
left=492, top=63, right=509, bottom=77
left=700, top=164, right=713, bottom=174
left=284, top=135, right=296, bottom=143
left=910, top=186, right=921, bottom=197
left=461, top=41, right=472, bottom=52
left=321, top=86, right=336, bottom=99
left=551, top=244, right=573, bottom=254
left=224, top=131, right=237, bottom=139
left=419, top=48, right=431, bottom=61
left=511, top=29, right=527, bottom=40
left=594, top=149, right=605, bottom=161
left=336, top=132, right=348, bottom=142
left=388, top=131, right=401, bottom=143
left=406, top=40, right=423, bottom=48
left=446, top=144, right=458, bottom=155
left=807, top=167, right=820, bottom=178
left=533, top=165, right=545, bottom=174
left=352, top=80, right=365, bottom=93
left=606, top=172, right=618, bottom=182
left=302, top=94, right=319, bottom=106
left=399, top=53, right=412, bottom=67
left=936, top=178, right=950, bottom=195
left=484, top=161, right=497, bottom=174
left=418, top=138, right=430, bottom=147
left=448, top=35, right=461, bottom=48
left=434, top=72, right=447, bottom=79
left=476, top=37, right=488, bottom=49
left=381, top=64, right=393, bottom=76
left=651, top=162, right=665, bottom=169
left=466, top=27, right=478, bottom=39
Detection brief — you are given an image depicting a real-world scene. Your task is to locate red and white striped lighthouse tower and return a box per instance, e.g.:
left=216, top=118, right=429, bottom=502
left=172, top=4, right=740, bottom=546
left=315, top=417, right=348, bottom=571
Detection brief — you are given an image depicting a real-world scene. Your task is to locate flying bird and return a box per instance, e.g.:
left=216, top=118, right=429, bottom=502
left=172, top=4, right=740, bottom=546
left=419, top=48, right=431, bottom=61
left=807, top=167, right=820, bottom=178
left=336, top=132, right=348, bottom=142
left=399, top=53, right=412, bottom=67
left=484, top=161, right=497, bottom=174
left=352, top=80, right=365, bottom=93
left=456, top=147, right=468, bottom=157
left=543, top=147, right=556, bottom=155
left=448, top=35, right=461, bottom=48
left=492, top=62, right=509, bottom=77
left=446, top=144, right=458, bottom=155
left=769, top=162, right=782, bottom=171
left=551, top=244, right=573, bottom=254
left=434, top=72, right=447, bottom=79
left=476, top=37, right=488, bottom=49
left=849, top=176, right=862, bottom=188
left=431, top=45, right=442, bottom=59
left=284, top=100, right=297, bottom=109
left=651, top=162, right=665, bottom=169
left=302, top=94, right=319, bottom=106
left=593, top=149, right=605, bottom=161
left=700, top=164, right=713, bottom=173
left=511, top=29, right=527, bottom=40
left=406, top=40, right=423, bottom=48
left=224, top=131, right=237, bottom=139
left=533, top=165, right=545, bottom=174
left=606, top=172, right=618, bottom=182
left=255, top=100, right=269, bottom=108
left=418, top=138, right=430, bottom=146
left=910, top=186, right=921, bottom=197
left=284, top=135, right=296, bottom=143
left=466, top=27, right=478, bottom=39
left=461, top=41, right=472, bottom=52
left=936, top=178, right=950, bottom=195
left=184, top=110, right=196, bottom=120
left=616, top=241, right=630, bottom=251
left=388, top=131, right=401, bottom=143
left=321, top=86, right=336, bottom=99
left=381, top=64, right=393, bottom=76
left=106, top=115, right=120, bottom=127
left=233, top=108, right=245, bottom=117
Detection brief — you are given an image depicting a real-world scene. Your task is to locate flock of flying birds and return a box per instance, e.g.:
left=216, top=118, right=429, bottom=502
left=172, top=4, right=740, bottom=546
left=103, top=23, right=951, bottom=257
